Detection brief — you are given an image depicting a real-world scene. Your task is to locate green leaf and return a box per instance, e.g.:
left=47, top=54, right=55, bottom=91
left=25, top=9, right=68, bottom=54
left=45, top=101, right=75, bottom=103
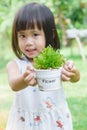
left=34, top=45, right=65, bottom=69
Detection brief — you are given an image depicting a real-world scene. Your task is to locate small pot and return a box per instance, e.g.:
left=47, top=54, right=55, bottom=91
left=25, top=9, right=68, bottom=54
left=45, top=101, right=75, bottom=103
left=35, top=67, right=62, bottom=91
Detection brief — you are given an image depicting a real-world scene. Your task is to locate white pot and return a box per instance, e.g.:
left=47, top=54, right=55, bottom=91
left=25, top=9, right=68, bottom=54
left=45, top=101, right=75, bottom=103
left=35, top=67, right=62, bottom=91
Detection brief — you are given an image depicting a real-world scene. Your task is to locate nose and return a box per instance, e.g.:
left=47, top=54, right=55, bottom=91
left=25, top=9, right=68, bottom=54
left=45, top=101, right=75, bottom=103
left=25, top=37, right=33, bottom=45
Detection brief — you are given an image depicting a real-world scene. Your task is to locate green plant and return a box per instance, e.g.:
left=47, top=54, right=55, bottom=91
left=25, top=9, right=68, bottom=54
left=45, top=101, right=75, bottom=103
left=34, top=45, right=65, bottom=69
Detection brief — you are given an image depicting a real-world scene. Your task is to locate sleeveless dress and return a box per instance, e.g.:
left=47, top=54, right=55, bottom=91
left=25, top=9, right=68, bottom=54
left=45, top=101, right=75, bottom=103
left=6, top=57, right=73, bottom=130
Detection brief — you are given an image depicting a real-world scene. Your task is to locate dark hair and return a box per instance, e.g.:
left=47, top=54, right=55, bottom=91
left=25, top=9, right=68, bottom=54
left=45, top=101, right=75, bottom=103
left=12, top=2, right=60, bottom=59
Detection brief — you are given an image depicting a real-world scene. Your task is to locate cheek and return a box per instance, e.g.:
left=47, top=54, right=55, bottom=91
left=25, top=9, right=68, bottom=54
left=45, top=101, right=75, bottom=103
left=41, top=38, right=46, bottom=48
left=37, top=44, right=45, bottom=54
left=40, top=42, right=45, bottom=49
left=18, top=43, right=24, bottom=51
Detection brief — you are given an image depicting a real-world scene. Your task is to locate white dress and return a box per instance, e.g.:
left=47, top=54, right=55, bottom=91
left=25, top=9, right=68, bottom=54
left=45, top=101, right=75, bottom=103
left=6, top=57, right=73, bottom=130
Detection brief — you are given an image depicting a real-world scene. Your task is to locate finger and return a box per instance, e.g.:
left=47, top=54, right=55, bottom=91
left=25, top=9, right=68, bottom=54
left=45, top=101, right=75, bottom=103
left=65, top=60, right=74, bottom=70
left=23, top=70, right=31, bottom=78
left=27, top=64, right=34, bottom=71
left=70, top=66, right=77, bottom=73
left=24, top=73, right=34, bottom=83
left=61, top=74, right=70, bottom=81
left=62, top=68, right=75, bottom=77
left=28, top=78, right=37, bottom=86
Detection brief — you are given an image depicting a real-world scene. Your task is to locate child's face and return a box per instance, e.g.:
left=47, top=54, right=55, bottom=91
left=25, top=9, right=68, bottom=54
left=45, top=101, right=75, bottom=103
left=17, top=25, right=46, bottom=60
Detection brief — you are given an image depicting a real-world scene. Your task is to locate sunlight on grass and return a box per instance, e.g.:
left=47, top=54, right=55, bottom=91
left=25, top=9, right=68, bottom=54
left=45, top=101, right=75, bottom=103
left=0, top=86, right=14, bottom=129
left=63, top=65, right=87, bottom=130
left=0, top=111, right=9, bottom=129
left=0, top=70, right=8, bottom=85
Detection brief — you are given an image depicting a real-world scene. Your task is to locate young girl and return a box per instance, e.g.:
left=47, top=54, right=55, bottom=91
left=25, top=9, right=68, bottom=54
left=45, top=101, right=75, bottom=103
left=6, top=2, right=80, bottom=130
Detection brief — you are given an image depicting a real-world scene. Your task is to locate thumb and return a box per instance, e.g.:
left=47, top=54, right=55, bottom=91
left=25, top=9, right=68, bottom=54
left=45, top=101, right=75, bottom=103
left=66, top=60, right=74, bottom=70
left=27, top=63, right=34, bottom=71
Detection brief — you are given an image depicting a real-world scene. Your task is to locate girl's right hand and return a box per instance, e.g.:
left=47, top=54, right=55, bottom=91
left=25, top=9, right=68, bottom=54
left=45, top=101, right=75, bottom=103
left=23, top=64, right=37, bottom=86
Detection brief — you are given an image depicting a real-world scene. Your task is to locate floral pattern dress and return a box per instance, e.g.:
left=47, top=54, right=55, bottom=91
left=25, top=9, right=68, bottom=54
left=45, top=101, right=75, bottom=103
left=6, top=57, right=73, bottom=130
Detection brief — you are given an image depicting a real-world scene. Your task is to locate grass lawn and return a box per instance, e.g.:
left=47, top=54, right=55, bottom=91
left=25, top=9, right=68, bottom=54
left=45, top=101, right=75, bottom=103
left=62, top=45, right=87, bottom=130
left=0, top=86, right=14, bottom=130
left=0, top=45, right=87, bottom=130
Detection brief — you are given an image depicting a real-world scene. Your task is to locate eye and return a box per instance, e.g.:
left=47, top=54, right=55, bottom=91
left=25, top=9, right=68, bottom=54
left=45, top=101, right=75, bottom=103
left=33, top=33, right=39, bottom=37
left=19, top=34, right=26, bottom=38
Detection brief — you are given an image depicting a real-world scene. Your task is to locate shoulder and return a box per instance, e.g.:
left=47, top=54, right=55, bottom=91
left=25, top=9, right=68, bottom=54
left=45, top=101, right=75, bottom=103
left=6, top=58, right=25, bottom=68
left=6, top=59, right=18, bottom=70
left=6, top=57, right=29, bottom=72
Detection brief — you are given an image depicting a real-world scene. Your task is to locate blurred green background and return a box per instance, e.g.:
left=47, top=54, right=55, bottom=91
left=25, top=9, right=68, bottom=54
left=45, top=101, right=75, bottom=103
left=0, top=0, right=87, bottom=130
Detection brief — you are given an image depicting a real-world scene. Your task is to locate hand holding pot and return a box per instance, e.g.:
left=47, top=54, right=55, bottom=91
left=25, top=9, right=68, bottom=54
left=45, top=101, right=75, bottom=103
left=23, top=64, right=37, bottom=86
left=61, top=60, right=80, bottom=82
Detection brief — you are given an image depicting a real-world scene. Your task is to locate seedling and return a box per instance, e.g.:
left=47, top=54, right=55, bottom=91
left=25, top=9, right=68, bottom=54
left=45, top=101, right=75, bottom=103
left=34, top=45, right=65, bottom=69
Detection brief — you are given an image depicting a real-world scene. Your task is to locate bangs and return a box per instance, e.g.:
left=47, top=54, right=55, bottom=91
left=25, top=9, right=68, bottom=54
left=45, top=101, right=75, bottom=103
left=16, top=5, right=43, bottom=31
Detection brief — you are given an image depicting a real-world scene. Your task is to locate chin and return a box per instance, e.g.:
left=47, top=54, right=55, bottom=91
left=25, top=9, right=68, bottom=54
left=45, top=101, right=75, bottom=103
left=27, top=55, right=37, bottom=59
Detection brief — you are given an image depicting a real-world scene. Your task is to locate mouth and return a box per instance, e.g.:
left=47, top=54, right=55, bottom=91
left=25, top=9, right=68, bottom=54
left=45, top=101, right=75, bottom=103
left=26, top=49, right=37, bottom=54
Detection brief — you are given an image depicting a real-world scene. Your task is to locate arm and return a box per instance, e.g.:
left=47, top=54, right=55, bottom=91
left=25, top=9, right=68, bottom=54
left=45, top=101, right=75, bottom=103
left=6, top=60, right=37, bottom=91
left=61, top=60, right=80, bottom=82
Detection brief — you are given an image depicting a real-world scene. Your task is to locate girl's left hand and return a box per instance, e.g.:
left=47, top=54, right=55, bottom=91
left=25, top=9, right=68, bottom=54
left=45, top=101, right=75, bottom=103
left=61, top=60, right=80, bottom=82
